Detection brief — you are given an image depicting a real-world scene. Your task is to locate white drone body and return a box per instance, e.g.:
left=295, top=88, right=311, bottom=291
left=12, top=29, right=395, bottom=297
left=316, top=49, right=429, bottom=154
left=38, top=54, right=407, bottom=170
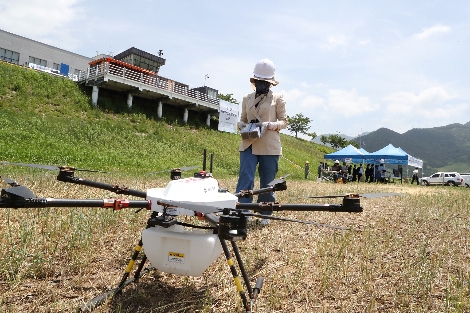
left=142, top=177, right=238, bottom=277
left=147, top=176, right=238, bottom=215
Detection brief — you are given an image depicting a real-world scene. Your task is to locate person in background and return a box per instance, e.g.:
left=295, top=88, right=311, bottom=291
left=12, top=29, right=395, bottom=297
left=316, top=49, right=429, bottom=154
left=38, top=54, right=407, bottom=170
left=365, top=164, right=371, bottom=182
left=377, top=163, right=386, bottom=183
left=317, top=162, right=323, bottom=179
left=305, top=161, right=310, bottom=180
left=236, top=58, right=288, bottom=226
left=341, top=162, right=349, bottom=183
left=331, top=160, right=342, bottom=182
left=358, top=164, right=364, bottom=182
left=352, top=164, right=357, bottom=182
left=370, top=164, right=378, bottom=183
left=411, top=167, right=419, bottom=185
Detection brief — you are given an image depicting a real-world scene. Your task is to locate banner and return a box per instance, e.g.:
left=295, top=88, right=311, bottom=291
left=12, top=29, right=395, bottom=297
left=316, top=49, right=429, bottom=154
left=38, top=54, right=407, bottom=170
left=218, top=100, right=239, bottom=134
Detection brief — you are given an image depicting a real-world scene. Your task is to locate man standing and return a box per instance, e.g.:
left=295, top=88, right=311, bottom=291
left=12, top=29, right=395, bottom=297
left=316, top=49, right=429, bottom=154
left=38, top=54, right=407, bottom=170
left=411, top=167, right=419, bottom=185
left=352, top=164, right=357, bottom=182
left=317, top=162, right=322, bottom=179
left=305, top=161, right=310, bottom=179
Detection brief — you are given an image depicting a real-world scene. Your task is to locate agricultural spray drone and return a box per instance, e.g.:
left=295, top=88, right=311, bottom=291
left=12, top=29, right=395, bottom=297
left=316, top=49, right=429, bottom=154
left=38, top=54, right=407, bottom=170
left=0, top=150, right=387, bottom=313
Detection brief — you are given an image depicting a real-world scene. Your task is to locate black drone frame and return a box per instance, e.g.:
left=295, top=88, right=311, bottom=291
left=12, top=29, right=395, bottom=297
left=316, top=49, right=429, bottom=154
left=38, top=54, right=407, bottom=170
left=0, top=153, right=363, bottom=313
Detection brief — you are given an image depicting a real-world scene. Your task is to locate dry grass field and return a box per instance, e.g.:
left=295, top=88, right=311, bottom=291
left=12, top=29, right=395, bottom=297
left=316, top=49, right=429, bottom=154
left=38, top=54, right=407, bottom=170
left=1, top=174, right=469, bottom=313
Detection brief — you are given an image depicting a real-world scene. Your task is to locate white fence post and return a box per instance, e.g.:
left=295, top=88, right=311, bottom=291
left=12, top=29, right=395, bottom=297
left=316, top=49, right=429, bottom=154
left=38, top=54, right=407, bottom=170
left=158, top=101, right=163, bottom=118
left=92, top=86, right=99, bottom=106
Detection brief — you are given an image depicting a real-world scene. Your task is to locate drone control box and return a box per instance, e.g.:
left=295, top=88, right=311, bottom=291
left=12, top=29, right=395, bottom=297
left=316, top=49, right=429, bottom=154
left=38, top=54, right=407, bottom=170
left=147, top=177, right=238, bottom=215
left=240, top=123, right=260, bottom=140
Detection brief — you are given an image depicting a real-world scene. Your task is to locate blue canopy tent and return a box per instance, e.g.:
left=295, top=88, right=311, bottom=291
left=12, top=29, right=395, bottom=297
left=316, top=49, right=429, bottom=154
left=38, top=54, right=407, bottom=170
left=358, top=148, right=369, bottom=155
left=324, top=144, right=366, bottom=163
left=366, top=144, right=408, bottom=164
left=366, top=144, right=424, bottom=181
left=366, top=144, right=423, bottom=168
left=396, top=147, right=423, bottom=168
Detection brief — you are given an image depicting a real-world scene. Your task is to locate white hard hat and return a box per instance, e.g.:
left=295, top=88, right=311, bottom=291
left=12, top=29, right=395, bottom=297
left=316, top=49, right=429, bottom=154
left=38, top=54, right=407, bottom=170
left=250, top=58, right=279, bottom=87
left=334, top=160, right=340, bottom=164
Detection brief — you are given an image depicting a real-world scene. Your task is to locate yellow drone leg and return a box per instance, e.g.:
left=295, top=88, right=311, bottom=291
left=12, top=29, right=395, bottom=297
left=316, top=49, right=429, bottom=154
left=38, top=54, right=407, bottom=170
left=117, top=239, right=143, bottom=291
left=219, top=238, right=251, bottom=312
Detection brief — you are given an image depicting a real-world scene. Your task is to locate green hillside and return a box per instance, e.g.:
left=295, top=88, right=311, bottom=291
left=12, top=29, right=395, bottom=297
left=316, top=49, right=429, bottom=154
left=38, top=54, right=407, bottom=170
left=0, top=61, right=331, bottom=180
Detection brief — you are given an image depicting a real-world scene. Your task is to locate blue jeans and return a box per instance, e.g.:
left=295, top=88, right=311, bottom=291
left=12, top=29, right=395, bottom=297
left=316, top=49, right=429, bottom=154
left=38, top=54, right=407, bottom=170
left=235, top=146, right=279, bottom=215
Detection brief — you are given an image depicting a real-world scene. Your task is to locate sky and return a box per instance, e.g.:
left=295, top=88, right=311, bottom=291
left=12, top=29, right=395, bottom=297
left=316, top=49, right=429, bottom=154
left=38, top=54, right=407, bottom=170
left=1, top=0, right=469, bottom=139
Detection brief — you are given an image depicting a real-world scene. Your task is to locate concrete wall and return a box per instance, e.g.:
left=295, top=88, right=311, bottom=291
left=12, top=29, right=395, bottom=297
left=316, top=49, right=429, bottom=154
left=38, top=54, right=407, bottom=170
left=0, top=29, right=91, bottom=74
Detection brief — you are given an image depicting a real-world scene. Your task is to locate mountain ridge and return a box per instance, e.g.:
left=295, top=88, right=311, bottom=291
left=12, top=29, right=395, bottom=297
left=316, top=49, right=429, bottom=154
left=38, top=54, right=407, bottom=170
left=354, top=123, right=470, bottom=175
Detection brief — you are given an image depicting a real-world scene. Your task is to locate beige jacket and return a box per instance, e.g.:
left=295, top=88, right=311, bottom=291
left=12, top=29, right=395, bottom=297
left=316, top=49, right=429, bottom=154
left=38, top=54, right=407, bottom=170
left=238, top=90, right=287, bottom=155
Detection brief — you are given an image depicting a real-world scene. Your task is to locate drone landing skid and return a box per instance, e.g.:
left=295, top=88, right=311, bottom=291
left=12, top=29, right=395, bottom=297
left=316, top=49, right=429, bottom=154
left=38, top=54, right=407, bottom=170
left=80, top=212, right=264, bottom=313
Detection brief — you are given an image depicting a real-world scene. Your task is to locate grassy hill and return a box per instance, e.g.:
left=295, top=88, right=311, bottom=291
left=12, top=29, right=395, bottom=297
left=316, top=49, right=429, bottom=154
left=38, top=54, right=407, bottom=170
left=355, top=125, right=470, bottom=175
left=0, top=61, right=331, bottom=180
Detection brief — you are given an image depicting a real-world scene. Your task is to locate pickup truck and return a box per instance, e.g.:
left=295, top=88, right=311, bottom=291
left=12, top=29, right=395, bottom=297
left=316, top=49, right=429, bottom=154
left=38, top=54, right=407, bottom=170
left=459, top=173, right=470, bottom=188
left=419, top=172, right=464, bottom=186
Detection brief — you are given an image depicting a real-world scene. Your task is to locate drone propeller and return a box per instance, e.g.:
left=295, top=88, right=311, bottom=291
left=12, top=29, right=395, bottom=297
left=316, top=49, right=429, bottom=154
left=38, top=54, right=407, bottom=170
left=300, top=192, right=403, bottom=199
left=148, top=166, right=199, bottom=174
left=242, top=212, right=349, bottom=230
left=2, top=177, right=19, bottom=187
left=0, top=161, right=106, bottom=173
left=266, top=174, right=290, bottom=188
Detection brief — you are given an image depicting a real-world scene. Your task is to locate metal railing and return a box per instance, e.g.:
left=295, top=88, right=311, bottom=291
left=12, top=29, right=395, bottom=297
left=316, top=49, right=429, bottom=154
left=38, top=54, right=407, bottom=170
left=79, top=62, right=219, bottom=106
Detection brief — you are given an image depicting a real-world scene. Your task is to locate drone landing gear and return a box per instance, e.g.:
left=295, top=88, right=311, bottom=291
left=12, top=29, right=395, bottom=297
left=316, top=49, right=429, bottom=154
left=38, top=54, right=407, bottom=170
left=79, top=213, right=159, bottom=313
left=218, top=209, right=264, bottom=312
left=219, top=238, right=264, bottom=313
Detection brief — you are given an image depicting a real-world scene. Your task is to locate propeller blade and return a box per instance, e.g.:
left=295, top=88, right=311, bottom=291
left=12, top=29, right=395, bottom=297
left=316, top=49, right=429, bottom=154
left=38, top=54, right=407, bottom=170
left=1, top=161, right=59, bottom=171
left=180, top=166, right=199, bottom=171
left=301, top=192, right=403, bottom=199
left=72, top=167, right=108, bottom=173
left=1, top=162, right=106, bottom=173
left=243, top=213, right=349, bottom=230
left=148, top=166, right=198, bottom=174
left=2, top=186, right=36, bottom=199
left=356, top=192, right=403, bottom=198
left=2, top=177, right=19, bottom=186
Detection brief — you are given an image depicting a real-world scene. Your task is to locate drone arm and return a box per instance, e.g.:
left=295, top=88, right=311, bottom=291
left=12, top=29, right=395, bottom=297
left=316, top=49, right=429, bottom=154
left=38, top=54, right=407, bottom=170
left=0, top=198, right=151, bottom=210
left=235, top=178, right=287, bottom=199
left=57, top=172, right=147, bottom=198
left=204, top=213, right=219, bottom=227
left=235, top=186, right=282, bottom=199
left=236, top=202, right=362, bottom=213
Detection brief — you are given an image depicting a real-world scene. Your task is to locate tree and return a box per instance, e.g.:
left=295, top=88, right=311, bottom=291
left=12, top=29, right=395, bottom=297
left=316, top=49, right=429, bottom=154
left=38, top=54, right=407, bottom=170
left=320, top=134, right=329, bottom=145
left=327, top=134, right=348, bottom=149
left=287, top=113, right=312, bottom=138
left=218, top=93, right=239, bottom=104
left=348, top=140, right=360, bottom=148
left=307, top=132, right=317, bottom=140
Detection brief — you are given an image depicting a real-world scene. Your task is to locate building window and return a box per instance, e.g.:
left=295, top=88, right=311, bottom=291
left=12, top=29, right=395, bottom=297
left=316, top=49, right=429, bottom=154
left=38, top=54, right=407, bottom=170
left=74, top=69, right=81, bottom=75
left=207, top=88, right=217, bottom=99
left=29, top=56, right=47, bottom=67
left=53, top=63, right=60, bottom=70
left=0, top=47, right=20, bottom=64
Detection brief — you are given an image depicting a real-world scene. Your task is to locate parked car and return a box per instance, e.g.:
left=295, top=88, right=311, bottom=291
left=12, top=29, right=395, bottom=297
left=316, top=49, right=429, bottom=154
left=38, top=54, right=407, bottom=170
left=419, top=172, right=464, bottom=186
left=459, top=173, right=470, bottom=188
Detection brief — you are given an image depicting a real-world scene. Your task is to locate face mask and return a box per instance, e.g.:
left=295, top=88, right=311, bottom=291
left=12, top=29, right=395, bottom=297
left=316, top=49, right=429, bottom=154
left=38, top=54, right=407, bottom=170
left=254, top=80, right=271, bottom=96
